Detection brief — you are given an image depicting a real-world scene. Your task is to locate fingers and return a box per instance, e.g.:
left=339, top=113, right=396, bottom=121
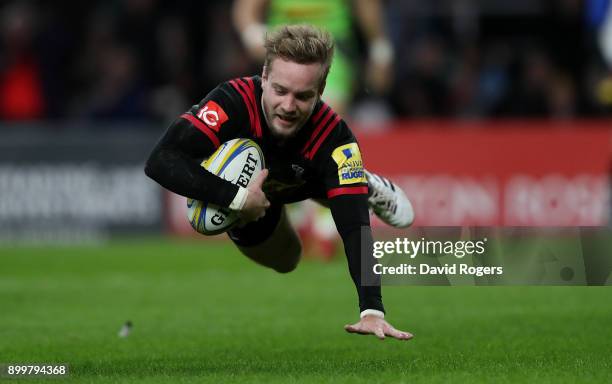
left=345, top=323, right=385, bottom=339
left=250, top=169, right=270, bottom=209
left=374, top=327, right=386, bottom=340
left=345, top=321, right=414, bottom=341
left=344, top=323, right=369, bottom=335
left=385, top=325, right=413, bottom=340
left=258, top=194, right=270, bottom=212
left=256, top=207, right=268, bottom=220
left=252, top=168, right=268, bottom=189
left=344, top=322, right=384, bottom=339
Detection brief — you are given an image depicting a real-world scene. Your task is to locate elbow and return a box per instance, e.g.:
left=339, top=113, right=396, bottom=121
left=144, top=152, right=160, bottom=182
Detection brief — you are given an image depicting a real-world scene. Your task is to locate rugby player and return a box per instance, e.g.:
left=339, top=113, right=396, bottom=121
left=145, top=25, right=414, bottom=340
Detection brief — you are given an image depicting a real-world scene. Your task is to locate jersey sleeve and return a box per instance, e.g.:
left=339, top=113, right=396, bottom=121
left=181, top=82, right=246, bottom=149
left=329, top=192, right=385, bottom=314
left=315, top=121, right=385, bottom=314
left=144, top=82, right=248, bottom=207
left=324, top=141, right=368, bottom=199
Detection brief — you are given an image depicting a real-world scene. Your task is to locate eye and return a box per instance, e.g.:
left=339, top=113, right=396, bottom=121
left=296, top=93, right=314, bottom=101
left=273, top=87, right=287, bottom=95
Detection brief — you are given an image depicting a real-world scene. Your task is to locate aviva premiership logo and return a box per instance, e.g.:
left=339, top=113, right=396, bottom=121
left=332, top=143, right=366, bottom=185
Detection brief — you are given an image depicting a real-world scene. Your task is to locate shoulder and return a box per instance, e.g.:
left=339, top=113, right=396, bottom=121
left=301, top=101, right=356, bottom=162
left=224, top=76, right=264, bottom=138
left=181, top=75, right=262, bottom=144
left=226, top=75, right=262, bottom=95
left=188, top=76, right=257, bottom=111
left=221, top=75, right=263, bottom=114
left=187, top=75, right=261, bottom=115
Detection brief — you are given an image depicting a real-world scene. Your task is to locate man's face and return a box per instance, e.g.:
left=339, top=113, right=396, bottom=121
left=261, top=58, right=324, bottom=139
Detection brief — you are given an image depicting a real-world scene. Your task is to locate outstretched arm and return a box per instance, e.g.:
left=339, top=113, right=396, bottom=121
left=329, top=193, right=413, bottom=341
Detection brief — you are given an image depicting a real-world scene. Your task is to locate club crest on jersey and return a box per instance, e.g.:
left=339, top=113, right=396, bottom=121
left=332, top=143, right=366, bottom=185
left=196, top=100, right=228, bottom=131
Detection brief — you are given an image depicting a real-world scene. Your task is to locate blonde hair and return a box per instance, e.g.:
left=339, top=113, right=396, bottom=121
left=263, top=24, right=335, bottom=86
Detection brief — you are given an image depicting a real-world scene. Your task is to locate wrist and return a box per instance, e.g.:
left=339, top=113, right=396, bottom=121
left=369, top=38, right=394, bottom=65
left=241, top=23, right=267, bottom=50
left=229, top=186, right=249, bottom=210
left=360, top=309, right=385, bottom=319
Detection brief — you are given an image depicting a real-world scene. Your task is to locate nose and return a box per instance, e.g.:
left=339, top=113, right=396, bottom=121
left=280, top=95, right=296, bottom=113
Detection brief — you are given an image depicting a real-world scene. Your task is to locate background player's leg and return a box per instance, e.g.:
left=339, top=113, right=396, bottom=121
left=229, top=205, right=302, bottom=273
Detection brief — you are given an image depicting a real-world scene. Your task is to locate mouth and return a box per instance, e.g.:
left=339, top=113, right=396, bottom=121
left=276, top=114, right=298, bottom=126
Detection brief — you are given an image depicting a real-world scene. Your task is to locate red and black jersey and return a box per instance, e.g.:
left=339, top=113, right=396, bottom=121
left=181, top=75, right=369, bottom=206
left=145, top=75, right=383, bottom=314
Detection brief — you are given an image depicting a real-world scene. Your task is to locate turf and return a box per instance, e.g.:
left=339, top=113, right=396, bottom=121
left=0, top=238, right=610, bottom=383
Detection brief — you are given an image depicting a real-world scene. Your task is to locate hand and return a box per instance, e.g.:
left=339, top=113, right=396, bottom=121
left=344, top=315, right=413, bottom=341
left=238, top=168, right=270, bottom=223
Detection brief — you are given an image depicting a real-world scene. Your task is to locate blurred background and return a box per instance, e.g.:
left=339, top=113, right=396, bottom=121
left=1, top=3, right=610, bottom=380
left=1, top=0, right=611, bottom=244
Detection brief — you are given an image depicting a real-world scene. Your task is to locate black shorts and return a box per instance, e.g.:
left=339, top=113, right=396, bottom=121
left=227, top=202, right=283, bottom=246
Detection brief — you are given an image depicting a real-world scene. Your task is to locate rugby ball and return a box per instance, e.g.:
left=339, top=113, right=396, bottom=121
left=187, top=138, right=265, bottom=235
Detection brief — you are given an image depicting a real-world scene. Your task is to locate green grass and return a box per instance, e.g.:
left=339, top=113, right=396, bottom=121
left=0, top=238, right=611, bottom=383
